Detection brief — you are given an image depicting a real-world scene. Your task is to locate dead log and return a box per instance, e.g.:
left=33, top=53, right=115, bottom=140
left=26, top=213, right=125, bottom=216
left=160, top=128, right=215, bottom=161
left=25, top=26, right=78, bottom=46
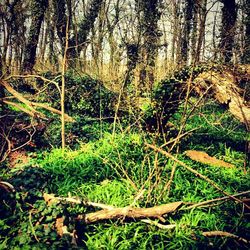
left=43, top=193, right=182, bottom=224
left=79, top=201, right=183, bottom=224
left=194, top=70, right=250, bottom=128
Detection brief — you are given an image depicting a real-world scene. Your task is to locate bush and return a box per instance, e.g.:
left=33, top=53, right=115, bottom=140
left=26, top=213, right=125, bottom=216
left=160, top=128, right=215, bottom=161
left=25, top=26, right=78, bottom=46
left=37, top=71, right=117, bottom=147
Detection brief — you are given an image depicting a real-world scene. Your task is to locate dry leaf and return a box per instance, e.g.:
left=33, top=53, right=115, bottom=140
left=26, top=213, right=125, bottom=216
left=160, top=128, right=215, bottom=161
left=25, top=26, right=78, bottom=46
left=185, top=150, right=234, bottom=168
left=55, top=217, right=65, bottom=237
left=43, top=193, right=59, bottom=206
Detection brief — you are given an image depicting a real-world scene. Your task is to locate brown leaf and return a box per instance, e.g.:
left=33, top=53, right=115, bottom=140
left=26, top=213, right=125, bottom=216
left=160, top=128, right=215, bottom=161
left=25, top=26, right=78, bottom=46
left=43, top=193, right=59, bottom=206
left=185, top=150, right=234, bottom=168
left=55, top=217, right=65, bottom=237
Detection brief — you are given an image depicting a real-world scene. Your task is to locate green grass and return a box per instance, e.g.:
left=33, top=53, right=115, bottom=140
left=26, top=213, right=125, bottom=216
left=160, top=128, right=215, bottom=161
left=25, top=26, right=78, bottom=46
left=0, top=99, right=249, bottom=249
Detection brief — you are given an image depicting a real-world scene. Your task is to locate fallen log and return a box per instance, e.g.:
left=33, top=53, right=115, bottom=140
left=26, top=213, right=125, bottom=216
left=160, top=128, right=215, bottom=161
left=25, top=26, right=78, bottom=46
left=0, top=79, right=74, bottom=122
left=43, top=193, right=182, bottom=224
left=194, top=70, right=250, bottom=128
left=79, top=201, right=183, bottom=224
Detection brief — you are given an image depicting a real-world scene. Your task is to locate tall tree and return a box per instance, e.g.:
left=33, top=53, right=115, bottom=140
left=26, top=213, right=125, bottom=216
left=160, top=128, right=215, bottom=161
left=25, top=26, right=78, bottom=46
left=67, top=0, right=103, bottom=64
left=180, top=0, right=195, bottom=65
left=191, top=0, right=199, bottom=63
left=52, top=0, right=67, bottom=52
left=170, top=0, right=182, bottom=64
left=22, top=0, right=48, bottom=73
left=193, top=0, right=207, bottom=63
left=0, top=0, right=27, bottom=74
left=219, top=0, right=237, bottom=63
left=242, top=0, right=250, bottom=63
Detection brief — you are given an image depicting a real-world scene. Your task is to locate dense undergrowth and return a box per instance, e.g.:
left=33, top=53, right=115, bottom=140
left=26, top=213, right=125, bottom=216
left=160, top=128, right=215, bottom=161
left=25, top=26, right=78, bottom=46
left=1, top=95, right=249, bottom=249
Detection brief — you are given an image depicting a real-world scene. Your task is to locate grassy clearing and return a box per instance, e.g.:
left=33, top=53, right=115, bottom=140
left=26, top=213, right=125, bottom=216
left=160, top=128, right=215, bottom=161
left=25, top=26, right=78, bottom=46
left=0, top=99, right=249, bottom=249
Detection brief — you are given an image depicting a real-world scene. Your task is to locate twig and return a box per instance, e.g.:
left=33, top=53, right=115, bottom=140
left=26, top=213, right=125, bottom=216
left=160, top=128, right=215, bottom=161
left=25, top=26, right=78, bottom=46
left=183, top=190, right=250, bottom=210
left=0, top=181, right=15, bottom=192
left=141, top=219, right=176, bottom=230
left=202, top=231, right=250, bottom=245
left=29, top=211, right=39, bottom=242
left=5, top=74, right=61, bottom=94
left=160, top=127, right=200, bottom=148
left=11, top=121, right=36, bottom=152
left=0, top=122, right=14, bottom=162
left=146, top=143, right=250, bottom=210
left=43, top=193, right=114, bottom=210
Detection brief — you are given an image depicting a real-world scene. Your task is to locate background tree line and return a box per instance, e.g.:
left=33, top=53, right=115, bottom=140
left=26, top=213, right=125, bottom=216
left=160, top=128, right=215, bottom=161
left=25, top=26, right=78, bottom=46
left=0, top=0, right=249, bottom=93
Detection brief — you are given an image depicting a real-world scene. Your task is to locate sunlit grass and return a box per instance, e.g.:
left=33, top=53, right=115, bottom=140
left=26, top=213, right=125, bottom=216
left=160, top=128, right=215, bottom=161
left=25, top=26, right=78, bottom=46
left=1, top=98, right=249, bottom=249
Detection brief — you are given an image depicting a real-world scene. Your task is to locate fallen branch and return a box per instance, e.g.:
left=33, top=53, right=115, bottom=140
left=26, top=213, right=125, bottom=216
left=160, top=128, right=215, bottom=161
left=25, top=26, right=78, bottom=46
left=0, top=80, right=40, bottom=115
left=202, top=231, right=250, bottom=245
left=78, top=201, right=183, bottom=224
left=146, top=143, right=250, bottom=210
left=30, top=102, right=74, bottom=122
left=43, top=193, right=114, bottom=210
left=5, top=74, right=61, bottom=94
left=183, top=190, right=250, bottom=210
left=43, top=193, right=183, bottom=224
left=141, top=219, right=176, bottom=230
left=3, top=100, right=39, bottom=118
left=1, top=79, right=74, bottom=122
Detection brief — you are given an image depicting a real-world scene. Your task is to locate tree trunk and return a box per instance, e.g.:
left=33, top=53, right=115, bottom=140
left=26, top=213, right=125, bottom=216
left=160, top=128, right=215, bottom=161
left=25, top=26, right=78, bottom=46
left=219, top=0, right=237, bottom=63
left=171, top=0, right=181, bottom=64
left=194, top=0, right=207, bottom=63
left=191, top=0, right=198, bottom=63
left=138, top=0, right=162, bottom=95
left=242, top=0, right=250, bottom=63
left=22, top=0, right=48, bottom=73
left=180, top=0, right=194, bottom=65
left=194, top=67, right=250, bottom=128
left=52, top=0, right=67, bottom=53
left=124, top=43, right=139, bottom=87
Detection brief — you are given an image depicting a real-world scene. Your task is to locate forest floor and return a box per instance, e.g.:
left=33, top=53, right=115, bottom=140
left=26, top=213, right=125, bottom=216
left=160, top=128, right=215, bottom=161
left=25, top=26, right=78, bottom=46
left=0, top=98, right=250, bottom=249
